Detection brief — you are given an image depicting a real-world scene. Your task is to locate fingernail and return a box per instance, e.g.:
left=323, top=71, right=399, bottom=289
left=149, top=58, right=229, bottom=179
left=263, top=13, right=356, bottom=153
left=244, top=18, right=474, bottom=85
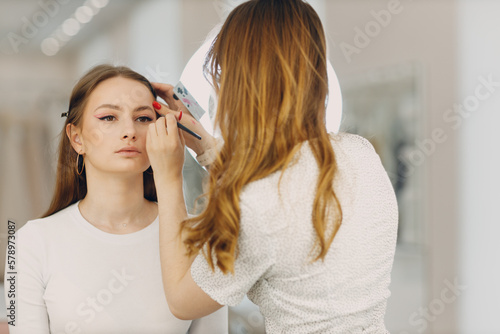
left=179, top=111, right=183, bottom=121
left=173, top=94, right=179, bottom=100
left=153, top=101, right=161, bottom=110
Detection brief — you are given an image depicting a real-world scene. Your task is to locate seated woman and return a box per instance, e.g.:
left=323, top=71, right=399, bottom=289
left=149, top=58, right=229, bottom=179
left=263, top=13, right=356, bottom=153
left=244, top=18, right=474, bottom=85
left=4, top=64, right=227, bottom=334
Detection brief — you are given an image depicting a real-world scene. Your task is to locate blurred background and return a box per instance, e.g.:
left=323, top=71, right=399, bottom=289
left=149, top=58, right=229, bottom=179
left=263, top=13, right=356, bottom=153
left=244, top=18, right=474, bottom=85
left=0, top=0, right=498, bottom=333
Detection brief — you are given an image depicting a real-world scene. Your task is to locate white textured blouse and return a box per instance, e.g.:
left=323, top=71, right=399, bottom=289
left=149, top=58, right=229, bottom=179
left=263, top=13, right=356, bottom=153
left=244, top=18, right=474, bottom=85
left=191, top=132, right=399, bottom=333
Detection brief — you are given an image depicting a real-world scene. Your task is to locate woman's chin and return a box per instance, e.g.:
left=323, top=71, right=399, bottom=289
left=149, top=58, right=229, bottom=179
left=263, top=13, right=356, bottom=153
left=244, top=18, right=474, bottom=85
left=94, top=168, right=151, bottom=177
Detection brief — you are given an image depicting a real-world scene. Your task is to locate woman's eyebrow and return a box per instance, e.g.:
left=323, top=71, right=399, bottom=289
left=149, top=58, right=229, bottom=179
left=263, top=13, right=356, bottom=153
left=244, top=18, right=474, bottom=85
left=134, top=106, right=154, bottom=112
left=94, top=104, right=121, bottom=112
left=94, top=104, right=154, bottom=112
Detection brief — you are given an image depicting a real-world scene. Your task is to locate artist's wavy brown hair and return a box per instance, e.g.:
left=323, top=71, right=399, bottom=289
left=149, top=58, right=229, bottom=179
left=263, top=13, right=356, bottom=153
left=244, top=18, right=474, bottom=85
left=41, top=65, right=158, bottom=218
left=182, top=0, right=343, bottom=274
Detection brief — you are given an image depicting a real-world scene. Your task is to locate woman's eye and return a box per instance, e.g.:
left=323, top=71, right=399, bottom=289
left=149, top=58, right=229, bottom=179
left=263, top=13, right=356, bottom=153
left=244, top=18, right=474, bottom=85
left=99, top=115, right=115, bottom=121
left=137, top=116, right=153, bottom=123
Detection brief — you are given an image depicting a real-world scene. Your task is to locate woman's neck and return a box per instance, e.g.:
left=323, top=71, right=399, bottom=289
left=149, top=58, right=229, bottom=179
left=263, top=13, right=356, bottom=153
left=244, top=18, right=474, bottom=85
left=78, top=171, right=158, bottom=234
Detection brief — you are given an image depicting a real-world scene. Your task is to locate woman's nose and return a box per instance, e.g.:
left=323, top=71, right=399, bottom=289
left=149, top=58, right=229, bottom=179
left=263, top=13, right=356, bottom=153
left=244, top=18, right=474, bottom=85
left=121, top=119, right=137, bottom=140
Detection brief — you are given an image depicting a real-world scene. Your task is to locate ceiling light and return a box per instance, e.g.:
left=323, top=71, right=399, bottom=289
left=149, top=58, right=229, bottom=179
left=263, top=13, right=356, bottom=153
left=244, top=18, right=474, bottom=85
left=41, top=38, right=60, bottom=56
left=75, top=6, right=94, bottom=24
left=62, top=18, right=81, bottom=36
left=90, top=0, right=109, bottom=9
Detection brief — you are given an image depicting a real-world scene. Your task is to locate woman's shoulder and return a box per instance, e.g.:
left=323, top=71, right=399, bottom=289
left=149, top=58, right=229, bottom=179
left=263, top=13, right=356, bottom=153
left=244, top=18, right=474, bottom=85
left=239, top=132, right=374, bottom=193
left=329, top=131, right=377, bottom=154
left=328, top=132, right=384, bottom=171
left=16, top=202, right=77, bottom=238
left=239, top=133, right=382, bottom=213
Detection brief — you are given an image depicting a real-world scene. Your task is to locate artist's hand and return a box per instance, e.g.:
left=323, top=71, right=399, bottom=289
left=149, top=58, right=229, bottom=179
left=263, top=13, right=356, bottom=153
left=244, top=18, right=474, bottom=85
left=146, top=114, right=185, bottom=181
left=151, top=82, right=187, bottom=114
left=152, top=82, right=217, bottom=156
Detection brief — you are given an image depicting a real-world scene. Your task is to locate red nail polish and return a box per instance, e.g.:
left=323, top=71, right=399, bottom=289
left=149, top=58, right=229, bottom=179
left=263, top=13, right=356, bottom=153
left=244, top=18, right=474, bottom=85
left=153, top=101, right=161, bottom=110
left=179, top=111, right=183, bottom=121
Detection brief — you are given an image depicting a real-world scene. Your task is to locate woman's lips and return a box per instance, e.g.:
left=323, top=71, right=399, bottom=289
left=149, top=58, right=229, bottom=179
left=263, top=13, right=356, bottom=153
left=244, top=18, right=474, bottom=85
left=116, top=147, right=141, bottom=156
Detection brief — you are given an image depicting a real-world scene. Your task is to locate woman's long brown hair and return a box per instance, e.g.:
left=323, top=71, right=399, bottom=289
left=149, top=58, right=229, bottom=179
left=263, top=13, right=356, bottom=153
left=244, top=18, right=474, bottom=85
left=182, top=0, right=343, bottom=274
left=41, top=65, right=158, bottom=218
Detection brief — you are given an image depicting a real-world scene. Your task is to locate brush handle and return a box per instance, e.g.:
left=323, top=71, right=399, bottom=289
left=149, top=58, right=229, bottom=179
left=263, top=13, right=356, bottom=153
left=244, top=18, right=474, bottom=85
left=177, top=122, right=202, bottom=140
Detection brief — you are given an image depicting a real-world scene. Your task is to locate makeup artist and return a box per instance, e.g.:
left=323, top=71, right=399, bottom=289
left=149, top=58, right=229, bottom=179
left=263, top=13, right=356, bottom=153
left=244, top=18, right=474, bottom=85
left=4, top=64, right=227, bottom=334
left=147, top=0, right=399, bottom=333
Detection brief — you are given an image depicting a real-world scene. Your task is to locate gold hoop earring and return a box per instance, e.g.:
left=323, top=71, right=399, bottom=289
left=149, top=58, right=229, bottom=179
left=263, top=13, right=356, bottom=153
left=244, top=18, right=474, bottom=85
left=146, top=166, right=154, bottom=175
left=76, top=153, right=85, bottom=175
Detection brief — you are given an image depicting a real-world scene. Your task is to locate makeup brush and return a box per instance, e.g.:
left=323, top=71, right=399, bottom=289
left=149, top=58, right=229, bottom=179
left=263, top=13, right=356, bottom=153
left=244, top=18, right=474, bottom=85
left=153, top=101, right=201, bottom=140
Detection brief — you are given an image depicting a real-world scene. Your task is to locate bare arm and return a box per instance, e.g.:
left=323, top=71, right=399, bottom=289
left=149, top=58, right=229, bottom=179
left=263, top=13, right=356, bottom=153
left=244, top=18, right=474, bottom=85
left=146, top=114, right=223, bottom=320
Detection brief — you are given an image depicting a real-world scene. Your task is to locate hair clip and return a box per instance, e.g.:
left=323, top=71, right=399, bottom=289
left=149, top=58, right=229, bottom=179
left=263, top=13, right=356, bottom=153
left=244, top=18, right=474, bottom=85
left=61, top=111, right=69, bottom=117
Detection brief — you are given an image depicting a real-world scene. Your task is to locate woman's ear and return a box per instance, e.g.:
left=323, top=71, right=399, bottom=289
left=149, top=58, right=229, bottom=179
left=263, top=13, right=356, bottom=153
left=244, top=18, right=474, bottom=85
left=66, top=123, right=84, bottom=153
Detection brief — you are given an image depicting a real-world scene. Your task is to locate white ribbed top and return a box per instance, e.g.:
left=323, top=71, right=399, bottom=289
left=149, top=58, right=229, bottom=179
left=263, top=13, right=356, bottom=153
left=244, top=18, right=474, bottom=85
left=5, top=201, right=228, bottom=334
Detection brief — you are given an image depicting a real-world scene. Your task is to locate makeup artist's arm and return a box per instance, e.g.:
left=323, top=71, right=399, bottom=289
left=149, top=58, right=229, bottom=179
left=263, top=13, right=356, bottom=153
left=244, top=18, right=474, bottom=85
left=146, top=114, right=223, bottom=320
